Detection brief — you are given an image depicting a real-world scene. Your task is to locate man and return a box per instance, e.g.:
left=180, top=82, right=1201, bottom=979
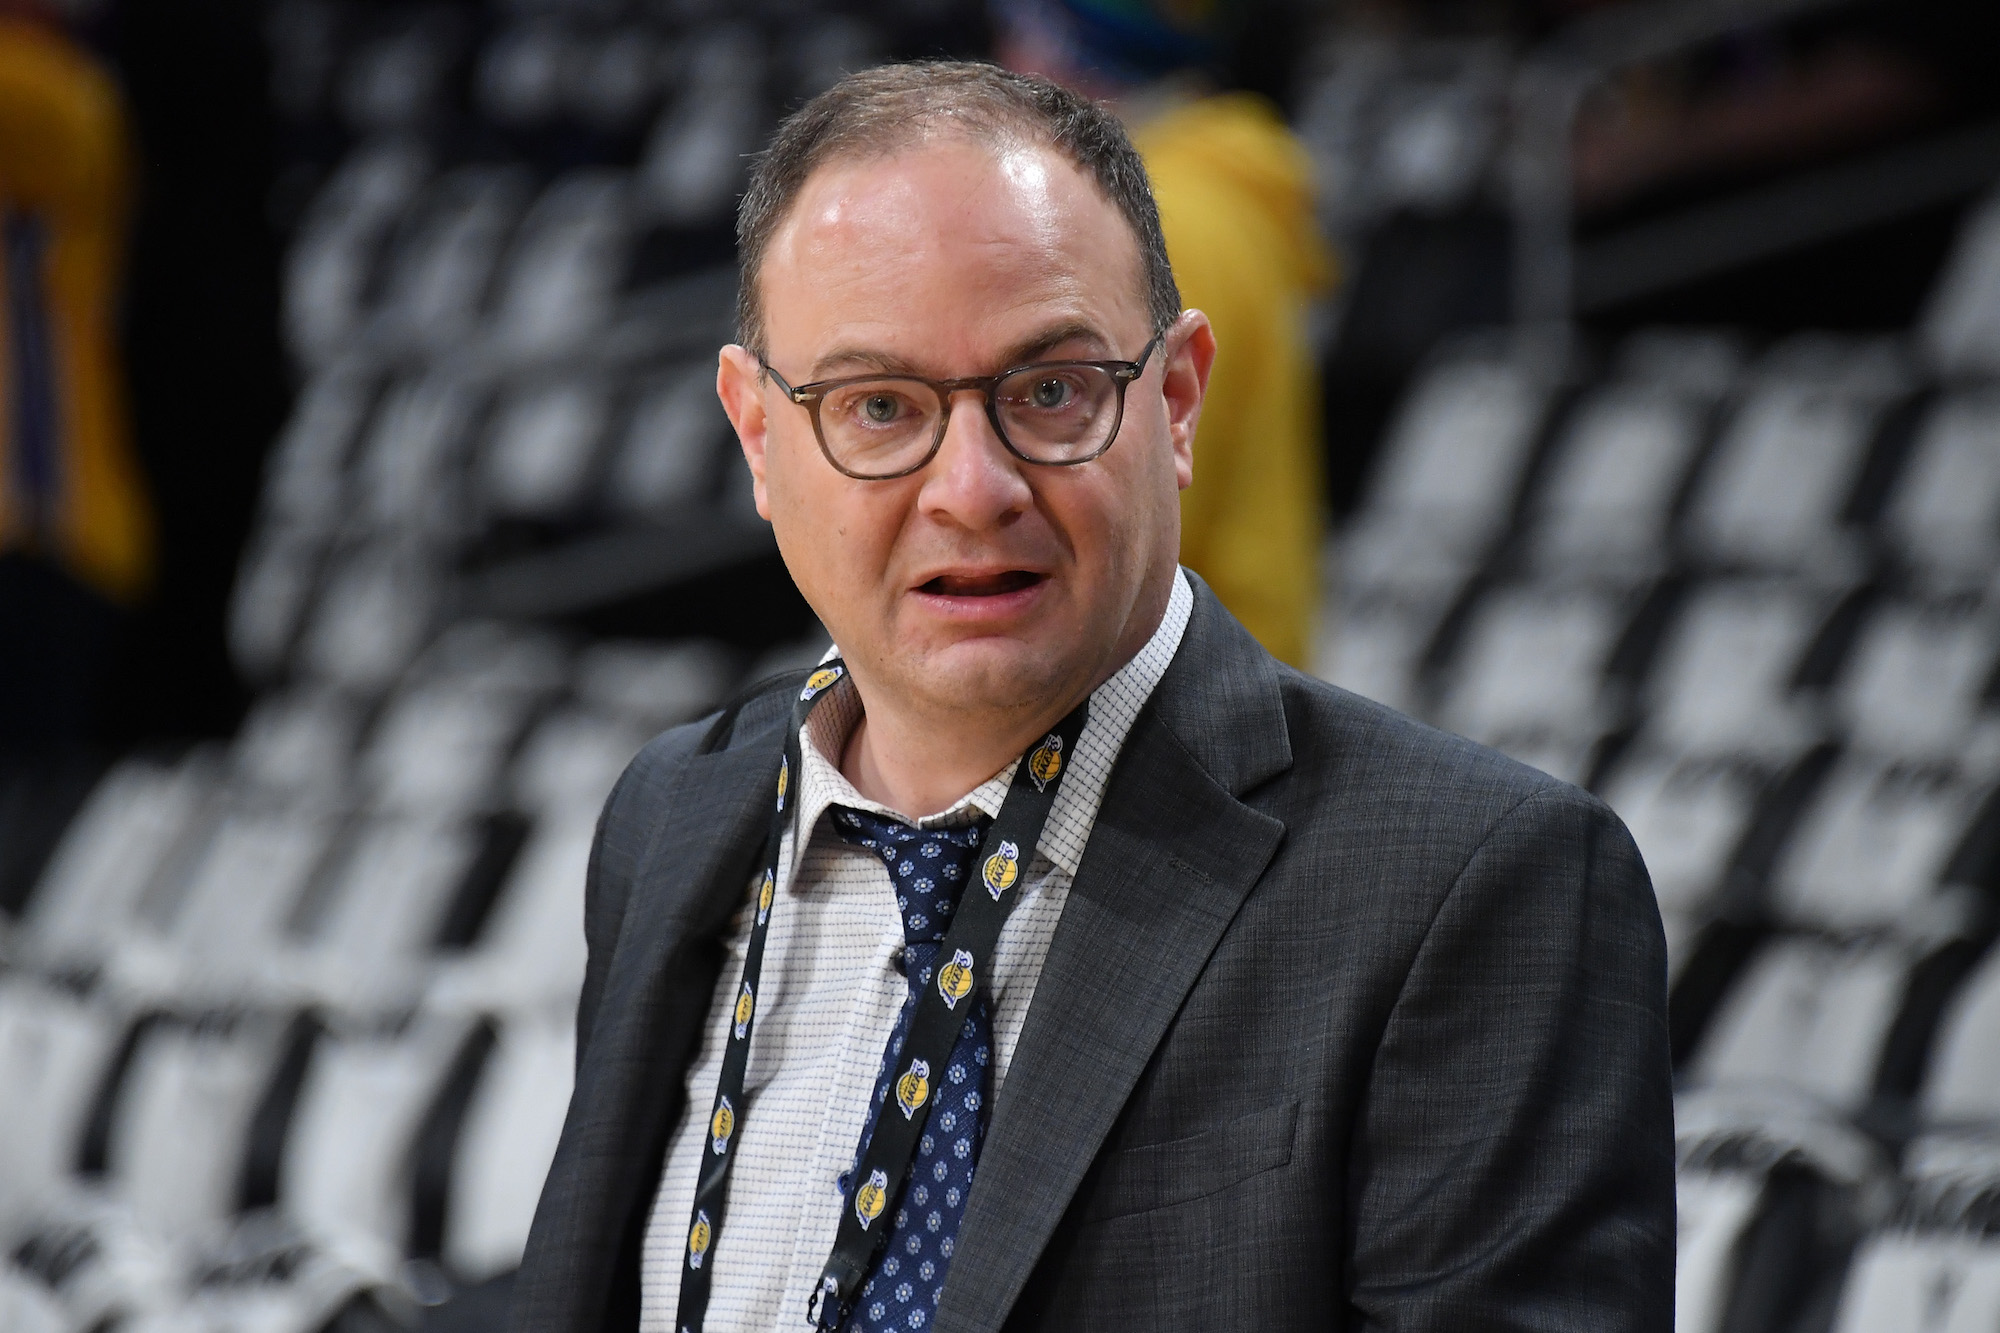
left=514, top=62, right=1673, bottom=1333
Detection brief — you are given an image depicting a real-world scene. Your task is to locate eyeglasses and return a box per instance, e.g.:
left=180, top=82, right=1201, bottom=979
left=759, top=335, right=1162, bottom=481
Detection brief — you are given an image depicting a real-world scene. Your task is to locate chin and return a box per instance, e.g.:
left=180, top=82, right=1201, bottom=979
left=900, top=636, right=1077, bottom=713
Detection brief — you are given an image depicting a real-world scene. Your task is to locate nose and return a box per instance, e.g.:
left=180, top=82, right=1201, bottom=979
left=915, top=389, right=1033, bottom=530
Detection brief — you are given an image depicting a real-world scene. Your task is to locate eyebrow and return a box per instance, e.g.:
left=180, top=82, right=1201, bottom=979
left=804, top=320, right=1115, bottom=381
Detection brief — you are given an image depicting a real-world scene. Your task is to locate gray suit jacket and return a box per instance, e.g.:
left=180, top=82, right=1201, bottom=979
left=511, top=576, right=1675, bottom=1332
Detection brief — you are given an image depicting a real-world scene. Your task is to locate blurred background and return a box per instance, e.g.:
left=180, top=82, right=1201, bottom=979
left=3, top=0, right=2000, bottom=1328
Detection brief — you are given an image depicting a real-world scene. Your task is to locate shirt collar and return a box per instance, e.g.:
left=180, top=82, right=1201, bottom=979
left=788, top=568, right=1194, bottom=884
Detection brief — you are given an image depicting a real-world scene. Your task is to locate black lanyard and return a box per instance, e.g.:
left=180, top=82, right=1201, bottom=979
left=674, top=659, right=1088, bottom=1332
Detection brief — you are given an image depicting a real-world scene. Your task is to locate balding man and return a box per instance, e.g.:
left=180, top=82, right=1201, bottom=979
left=513, top=61, right=1673, bottom=1333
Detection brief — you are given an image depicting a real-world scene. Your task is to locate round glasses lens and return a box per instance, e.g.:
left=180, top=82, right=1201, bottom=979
left=995, top=364, right=1119, bottom=461
left=817, top=380, right=945, bottom=475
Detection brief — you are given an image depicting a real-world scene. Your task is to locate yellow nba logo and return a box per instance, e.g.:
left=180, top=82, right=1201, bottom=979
left=757, top=870, right=775, bottom=925
left=856, top=1168, right=890, bottom=1228
left=937, top=949, right=975, bottom=1010
left=801, top=665, right=843, bottom=700
left=776, top=757, right=788, bottom=811
left=688, top=1209, right=712, bottom=1268
left=983, top=840, right=1020, bottom=900
left=710, top=1097, right=735, bottom=1155
left=1027, top=734, right=1064, bottom=791
left=897, top=1059, right=931, bottom=1119
left=734, top=982, right=755, bottom=1039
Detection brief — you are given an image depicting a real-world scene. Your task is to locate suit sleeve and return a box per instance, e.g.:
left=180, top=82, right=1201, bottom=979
left=1347, top=784, right=1676, bottom=1333
left=575, top=721, right=708, bottom=1070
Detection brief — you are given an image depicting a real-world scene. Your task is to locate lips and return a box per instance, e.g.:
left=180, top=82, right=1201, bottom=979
left=918, top=570, right=1046, bottom=597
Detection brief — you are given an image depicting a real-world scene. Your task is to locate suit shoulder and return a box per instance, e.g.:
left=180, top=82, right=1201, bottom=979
left=598, top=718, right=709, bottom=847
left=624, top=716, right=710, bottom=786
left=1262, top=667, right=1653, bottom=931
left=603, top=676, right=800, bottom=834
left=1266, top=663, right=1610, bottom=846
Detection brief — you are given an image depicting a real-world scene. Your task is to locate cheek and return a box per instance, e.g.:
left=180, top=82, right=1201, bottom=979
left=767, top=453, right=906, bottom=585
left=765, top=430, right=837, bottom=534
left=1098, top=429, right=1179, bottom=542
left=1044, top=466, right=1150, bottom=573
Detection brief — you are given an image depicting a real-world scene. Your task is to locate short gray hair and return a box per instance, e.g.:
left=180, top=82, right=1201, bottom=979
left=734, top=60, right=1181, bottom=357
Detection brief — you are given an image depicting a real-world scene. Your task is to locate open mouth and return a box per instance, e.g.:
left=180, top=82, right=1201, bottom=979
left=918, top=570, right=1046, bottom=597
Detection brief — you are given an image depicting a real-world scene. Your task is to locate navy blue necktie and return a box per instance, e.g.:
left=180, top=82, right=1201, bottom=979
left=829, top=806, right=994, bottom=1332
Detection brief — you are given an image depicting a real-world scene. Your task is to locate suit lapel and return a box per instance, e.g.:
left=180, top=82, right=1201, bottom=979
left=616, top=733, right=784, bottom=952
left=548, top=720, right=783, bottom=1331
left=591, top=725, right=783, bottom=1084
left=936, top=582, right=1292, bottom=1333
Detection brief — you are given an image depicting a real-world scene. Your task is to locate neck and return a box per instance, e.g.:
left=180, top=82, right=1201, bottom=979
left=838, top=570, right=1176, bottom=819
left=839, top=700, right=1059, bottom=821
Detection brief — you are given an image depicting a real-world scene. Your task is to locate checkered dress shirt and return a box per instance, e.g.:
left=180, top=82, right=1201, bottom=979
left=641, top=569, right=1194, bottom=1331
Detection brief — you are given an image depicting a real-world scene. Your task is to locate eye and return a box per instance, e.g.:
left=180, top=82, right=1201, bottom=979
left=827, top=384, right=924, bottom=429
left=1028, top=377, right=1076, bottom=409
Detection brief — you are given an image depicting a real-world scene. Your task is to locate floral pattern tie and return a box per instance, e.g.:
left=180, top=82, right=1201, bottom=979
left=829, top=806, right=995, bottom=1332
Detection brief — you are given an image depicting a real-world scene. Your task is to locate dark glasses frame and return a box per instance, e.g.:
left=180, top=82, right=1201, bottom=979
left=759, top=334, right=1164, bottom=480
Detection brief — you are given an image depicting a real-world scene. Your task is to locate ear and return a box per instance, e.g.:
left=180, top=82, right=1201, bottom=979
left=1160, top=309, right=1215, bottom=492
left=717, top=344, right=774, bottom=520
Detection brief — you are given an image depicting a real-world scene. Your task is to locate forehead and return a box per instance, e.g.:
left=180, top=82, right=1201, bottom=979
left=759, top=135, right=1149, bottom=370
